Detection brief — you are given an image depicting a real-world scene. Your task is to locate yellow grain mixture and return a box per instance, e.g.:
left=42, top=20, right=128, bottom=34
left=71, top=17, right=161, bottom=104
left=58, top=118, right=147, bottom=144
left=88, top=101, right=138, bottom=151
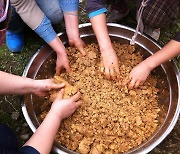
left=40, top=42, right=160, bottom=153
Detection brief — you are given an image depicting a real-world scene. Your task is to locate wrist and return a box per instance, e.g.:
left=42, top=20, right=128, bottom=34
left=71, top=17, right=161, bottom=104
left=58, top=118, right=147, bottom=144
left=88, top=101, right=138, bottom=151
left=143, top=58, right=156, bottom=71
left=100, top=45, right=115, bottom=55
left=49, top=108, right=63, bottom=122
left=22, top=78, right=37, bottom=94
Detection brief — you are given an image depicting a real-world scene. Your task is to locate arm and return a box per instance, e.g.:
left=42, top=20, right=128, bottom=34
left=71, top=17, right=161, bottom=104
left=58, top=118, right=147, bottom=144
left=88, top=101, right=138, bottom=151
left=59, top=0, right=86, bottom=56
left=11, top=0, right=70, bottom=74
left=123, top=39, right=180, bottom=88
left=86, top=0, right=120, bottom=79
left=23, top=90, right=81, bottom=154
left=0, top=71, right=64, bottom=96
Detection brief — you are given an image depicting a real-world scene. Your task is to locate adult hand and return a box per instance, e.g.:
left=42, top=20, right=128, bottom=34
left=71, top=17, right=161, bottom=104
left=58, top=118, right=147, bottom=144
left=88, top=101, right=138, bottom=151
left=32, top=79, right=65, bottom=96
left=50, top=89, right=81, bottom=120
left=69, top=37, right=86, bottom=56
left=100, top=48, right=120, bottom=80
left=56, top=51, right=71, bottom=75
left=123, top=61, right=152, bottom=89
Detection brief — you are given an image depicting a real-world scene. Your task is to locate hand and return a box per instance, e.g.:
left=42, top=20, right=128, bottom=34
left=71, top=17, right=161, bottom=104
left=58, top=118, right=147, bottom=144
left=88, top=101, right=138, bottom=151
left=123, top=61, right=152, bottom=89
left=50, top=89, right=81, bottom=120
left=69, top=37, right=86, bottom=56
left=100, top=48, right=120, bottom=80
left=56, top=51, right=71, bottom=75
left=32, top=79, right=65, bottom=96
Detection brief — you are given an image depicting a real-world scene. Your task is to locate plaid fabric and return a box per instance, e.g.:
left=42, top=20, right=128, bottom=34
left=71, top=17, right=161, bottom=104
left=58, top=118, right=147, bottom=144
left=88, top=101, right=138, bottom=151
left=0, top=0, right=5, bottom=18
left=0, top=28, right=6, bottom=46
left=0, top=0, right=6, bottom=46
left=142, top=0, right=180, bottom=28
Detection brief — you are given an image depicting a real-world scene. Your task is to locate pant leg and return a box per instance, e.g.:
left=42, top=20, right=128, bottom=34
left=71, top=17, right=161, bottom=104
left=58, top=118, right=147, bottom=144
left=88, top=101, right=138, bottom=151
left=7, top=5, right=24, bottom=33
left=35, top=0, right=63, bottom=24
left=0, top=123, right=19, bottom=153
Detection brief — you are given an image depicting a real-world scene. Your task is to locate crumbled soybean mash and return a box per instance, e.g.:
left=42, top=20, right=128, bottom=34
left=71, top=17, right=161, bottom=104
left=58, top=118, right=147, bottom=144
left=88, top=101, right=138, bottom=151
left=40, top=43, right=160, bottom=154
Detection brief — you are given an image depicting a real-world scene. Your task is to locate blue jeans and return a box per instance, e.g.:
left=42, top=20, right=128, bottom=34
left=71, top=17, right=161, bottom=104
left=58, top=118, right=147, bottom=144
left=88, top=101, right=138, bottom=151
left=8, top=0, right=64, bottom=32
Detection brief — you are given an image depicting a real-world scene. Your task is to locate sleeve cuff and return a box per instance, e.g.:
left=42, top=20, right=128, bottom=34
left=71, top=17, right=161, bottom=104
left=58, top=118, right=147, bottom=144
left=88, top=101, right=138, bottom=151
left=20, top=146, right=40, bottom=154
left=34, top=16, right=56, bottom=43
left=88, top=8, right=107, bottom=18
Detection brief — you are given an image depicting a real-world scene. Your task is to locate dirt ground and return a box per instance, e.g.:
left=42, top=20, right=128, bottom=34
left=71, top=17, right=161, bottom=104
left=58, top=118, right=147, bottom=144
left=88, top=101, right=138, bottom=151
left=0, top=1, right=180, bottom=153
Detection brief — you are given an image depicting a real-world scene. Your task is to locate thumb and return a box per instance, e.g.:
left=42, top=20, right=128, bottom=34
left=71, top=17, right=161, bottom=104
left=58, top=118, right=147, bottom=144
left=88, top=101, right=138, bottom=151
left=50, top=83, right=65, bottom=90
left=71, top=92, right=81, bottom=102
left=56, top=66, right=62, bottom=76
left=65, top=63, right=71, bottom=73
left=56, top=89, right=65, bottom=100
left=75, top=101, right=82, bottom=107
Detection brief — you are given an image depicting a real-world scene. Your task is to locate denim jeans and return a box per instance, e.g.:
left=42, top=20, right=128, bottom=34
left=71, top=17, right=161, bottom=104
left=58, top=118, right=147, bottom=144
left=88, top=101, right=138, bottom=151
left=8, top=0, right=64, bottom=32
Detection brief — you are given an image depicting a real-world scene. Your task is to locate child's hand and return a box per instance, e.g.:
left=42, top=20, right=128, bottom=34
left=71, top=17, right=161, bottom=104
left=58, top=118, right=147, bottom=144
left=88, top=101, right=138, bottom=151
left=50, top=89, right=81, bottom=120
left=123, top=62, right=152, bottom=89
left=56, top=51, right=71, bottom=75
left=69, top=37, right=86, bottom=56
left=32, top=79, right=65, bottom=96
left=100, top=48, right=120, bottom=80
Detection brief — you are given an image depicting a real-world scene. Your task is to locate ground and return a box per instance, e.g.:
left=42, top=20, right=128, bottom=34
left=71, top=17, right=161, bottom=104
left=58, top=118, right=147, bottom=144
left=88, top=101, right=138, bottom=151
left=0, top=1, right=180, bottom=153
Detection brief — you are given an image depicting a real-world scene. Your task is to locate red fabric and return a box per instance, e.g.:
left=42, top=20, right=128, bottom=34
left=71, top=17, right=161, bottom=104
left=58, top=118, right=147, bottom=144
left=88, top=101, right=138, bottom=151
left=0, top=28, right=6, bottom=46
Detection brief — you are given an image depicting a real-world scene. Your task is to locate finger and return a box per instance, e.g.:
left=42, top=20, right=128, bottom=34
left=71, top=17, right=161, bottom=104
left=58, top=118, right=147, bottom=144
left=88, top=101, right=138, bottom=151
left=99, top=62, right=104, bottom=74
left=69, top=41, right=74, bottom=47
left=70, top=92, right=81, bottom=102
left=55, top=66, right=62, bottom=76
left=100, top=67, right=104, bottom=74
left=122, top=76, right=131, bottom=86
left=75, top=101, right=82, bottom=108
left=79, top=47, right=86, bottom=56
left=139, top=80, right=145, bottom=86
left=110, top=68, right=116, bottom=80
left=104, top=67, right=110, bottom=79
left=134, top=81, right=140, bottom=88
left=64, top=63, right=71, bottom=73
left=56, top=89, right=65, bottom=100
left=77, top=44, right=86, bottom=56
left=129, top=79, right=136, bottom=89
left=50, top=83, right=65, bottom=90
left=115, top=67, right=120, bottom=80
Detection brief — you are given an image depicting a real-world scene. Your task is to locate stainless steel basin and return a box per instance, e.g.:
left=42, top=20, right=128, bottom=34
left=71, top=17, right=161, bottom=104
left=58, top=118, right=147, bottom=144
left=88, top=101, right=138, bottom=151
left=22, top=23, right=180, bottom=154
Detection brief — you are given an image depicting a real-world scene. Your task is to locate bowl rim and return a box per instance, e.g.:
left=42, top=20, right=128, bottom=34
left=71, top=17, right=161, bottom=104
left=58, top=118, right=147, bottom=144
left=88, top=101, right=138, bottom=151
left=22, top=23, right=180, bottom=154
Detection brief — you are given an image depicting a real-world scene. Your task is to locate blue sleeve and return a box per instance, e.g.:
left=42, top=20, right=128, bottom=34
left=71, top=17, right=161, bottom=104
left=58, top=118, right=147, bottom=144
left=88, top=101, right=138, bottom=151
left=19, top=146, right=40, bottom=154
left=59, top=0, right=79, bottom=12
left=34, top=15, right=56, bottom=43
left=86, top=0, right=107, bottom=18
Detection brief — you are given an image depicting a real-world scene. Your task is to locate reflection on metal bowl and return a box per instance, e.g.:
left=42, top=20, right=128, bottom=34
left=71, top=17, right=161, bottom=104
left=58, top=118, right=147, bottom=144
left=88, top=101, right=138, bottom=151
left=22, top=23, right=180, bottom=154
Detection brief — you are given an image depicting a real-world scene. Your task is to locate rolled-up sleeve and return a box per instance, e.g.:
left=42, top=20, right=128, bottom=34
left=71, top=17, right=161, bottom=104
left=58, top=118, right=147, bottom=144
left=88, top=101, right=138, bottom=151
left=173, top=32, right=180, bottom=42
left=59, top=0, right=79, bottom=12
left=86, top=0, right=107, bottom=18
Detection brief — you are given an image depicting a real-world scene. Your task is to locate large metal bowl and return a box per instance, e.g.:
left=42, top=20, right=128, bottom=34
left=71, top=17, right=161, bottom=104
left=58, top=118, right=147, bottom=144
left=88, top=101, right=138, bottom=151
left=22, top=23, right=180, bottom=154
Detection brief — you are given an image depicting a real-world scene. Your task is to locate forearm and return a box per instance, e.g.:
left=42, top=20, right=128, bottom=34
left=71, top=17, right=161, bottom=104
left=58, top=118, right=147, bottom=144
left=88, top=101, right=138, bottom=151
left=90, top=14, right=113, bottom=52
left=48, top=36, right=67, bottom=55
left=86, top=0, right=108, bottom=48
left=59, top=0, right=79, bottom=41
left=64, top=12, right=79, bottom=41
left=143, top=40, right=180, bottom=70
left=0, top=71, right=35, bottom=95
left=24, top=111, right=61, bottom=154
